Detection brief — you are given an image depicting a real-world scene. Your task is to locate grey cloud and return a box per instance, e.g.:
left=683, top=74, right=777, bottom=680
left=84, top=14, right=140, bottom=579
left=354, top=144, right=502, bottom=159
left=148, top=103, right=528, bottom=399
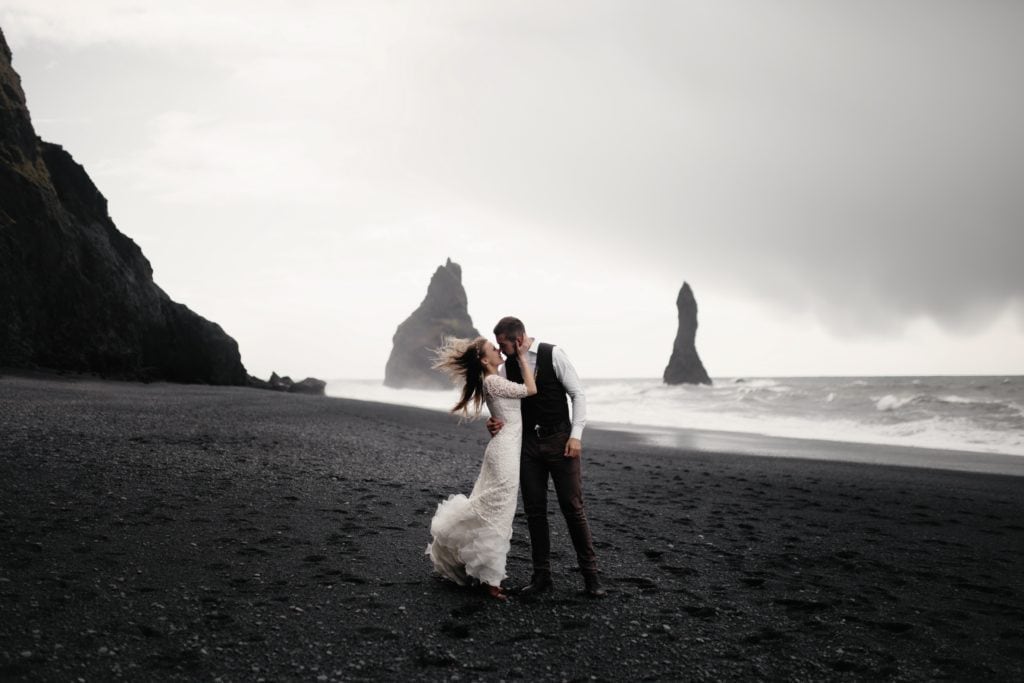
left=7, top=1, right=1022, bottom=340
left=386, top=1, right=1024, bottom=336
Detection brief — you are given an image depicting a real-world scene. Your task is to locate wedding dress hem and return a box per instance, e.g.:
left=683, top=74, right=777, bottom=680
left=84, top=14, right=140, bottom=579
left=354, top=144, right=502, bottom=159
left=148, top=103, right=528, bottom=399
left=426, top=373, right=527, bottom=589
left=425, top=493, right=511, bottom=587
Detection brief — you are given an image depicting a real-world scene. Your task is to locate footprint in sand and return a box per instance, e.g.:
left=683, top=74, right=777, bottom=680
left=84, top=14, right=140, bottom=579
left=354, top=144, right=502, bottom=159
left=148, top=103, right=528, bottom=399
left=742, top=625, right=785, bottom=644
left=872, top=620, right=914, bottom=634
left=773, top=598, right=833, bottom=614
left=659, top=564, right=698, bottom=578
left=613, top=576, right=659, bottom=593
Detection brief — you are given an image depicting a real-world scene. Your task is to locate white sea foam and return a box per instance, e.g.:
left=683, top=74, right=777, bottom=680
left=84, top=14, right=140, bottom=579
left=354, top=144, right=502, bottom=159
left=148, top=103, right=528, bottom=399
left=875, top=394, right=918, bottom=411
left=936, top=395, right=1018, bottom=412
left=327, top=377, right=1024, bottom=457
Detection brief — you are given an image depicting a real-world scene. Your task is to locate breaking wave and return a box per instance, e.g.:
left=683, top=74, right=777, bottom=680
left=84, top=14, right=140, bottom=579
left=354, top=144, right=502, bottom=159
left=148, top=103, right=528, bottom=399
left=328, top=376, right=1024, bottom=457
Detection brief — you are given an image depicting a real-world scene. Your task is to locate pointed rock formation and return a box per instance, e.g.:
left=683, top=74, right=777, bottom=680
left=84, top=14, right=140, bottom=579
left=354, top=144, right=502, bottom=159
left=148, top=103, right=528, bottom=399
left=663, top=282, right=712, bottom=385
left=0, top=27, right=247, bottom=384
left=384, top=258, right=481, bottom=389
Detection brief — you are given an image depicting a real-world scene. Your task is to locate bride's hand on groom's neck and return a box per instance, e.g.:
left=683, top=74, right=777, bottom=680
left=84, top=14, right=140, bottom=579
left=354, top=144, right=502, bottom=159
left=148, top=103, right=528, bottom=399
left=515, top=336, right=531, bottom=356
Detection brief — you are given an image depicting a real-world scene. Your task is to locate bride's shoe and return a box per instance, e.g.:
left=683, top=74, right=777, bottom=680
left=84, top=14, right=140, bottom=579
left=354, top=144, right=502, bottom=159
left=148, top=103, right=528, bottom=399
left=486, top=585, right=508, bottom=601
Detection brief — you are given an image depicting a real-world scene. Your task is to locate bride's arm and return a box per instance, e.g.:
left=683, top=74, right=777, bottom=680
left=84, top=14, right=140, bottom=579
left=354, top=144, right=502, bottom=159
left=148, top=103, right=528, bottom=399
left=515, top=341, right=537, bottom=397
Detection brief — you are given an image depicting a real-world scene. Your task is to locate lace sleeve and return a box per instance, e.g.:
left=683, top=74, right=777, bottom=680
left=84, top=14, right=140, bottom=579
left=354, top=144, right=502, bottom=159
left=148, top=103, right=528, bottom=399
left=485, top=374, right=529, bottom=399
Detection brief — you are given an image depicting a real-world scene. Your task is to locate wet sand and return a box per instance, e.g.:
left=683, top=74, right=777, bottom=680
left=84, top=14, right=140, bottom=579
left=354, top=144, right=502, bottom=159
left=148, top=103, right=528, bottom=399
left=1, top=374, right=1023, bottom=681
left=591, top=422, right=1024, bottom=477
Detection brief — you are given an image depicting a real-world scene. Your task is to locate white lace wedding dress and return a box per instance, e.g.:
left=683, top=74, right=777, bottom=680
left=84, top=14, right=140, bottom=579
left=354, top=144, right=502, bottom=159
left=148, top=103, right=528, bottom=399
left=426, top=374, right=527, bottom=587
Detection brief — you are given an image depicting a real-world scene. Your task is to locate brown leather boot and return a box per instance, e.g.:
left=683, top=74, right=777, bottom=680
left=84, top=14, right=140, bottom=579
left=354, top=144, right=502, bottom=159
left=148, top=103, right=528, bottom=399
left=582, top=573, right=607, bottom=598
left=518, top=571, right=553, bottom=597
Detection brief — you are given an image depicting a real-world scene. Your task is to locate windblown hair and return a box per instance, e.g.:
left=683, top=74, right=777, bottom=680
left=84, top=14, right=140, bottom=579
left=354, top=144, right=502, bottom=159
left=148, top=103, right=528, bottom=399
left=432, top=336, right=490, bottom=419
left=493, top=316, right=526, bottom=339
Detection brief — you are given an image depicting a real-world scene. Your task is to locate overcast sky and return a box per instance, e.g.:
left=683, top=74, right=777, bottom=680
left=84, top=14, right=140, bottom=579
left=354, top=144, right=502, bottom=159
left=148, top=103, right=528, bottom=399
left=3, top=1, right=1022, bottom=379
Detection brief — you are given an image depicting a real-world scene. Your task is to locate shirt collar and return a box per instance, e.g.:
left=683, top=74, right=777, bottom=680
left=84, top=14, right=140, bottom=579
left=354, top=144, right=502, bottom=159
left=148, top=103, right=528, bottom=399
left=527, top=337, right=540, bottom=354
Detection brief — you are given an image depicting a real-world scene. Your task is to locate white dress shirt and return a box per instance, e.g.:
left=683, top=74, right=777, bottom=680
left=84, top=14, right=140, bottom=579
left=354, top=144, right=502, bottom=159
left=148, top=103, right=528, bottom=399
left=500, top=338, right=587, bottom=441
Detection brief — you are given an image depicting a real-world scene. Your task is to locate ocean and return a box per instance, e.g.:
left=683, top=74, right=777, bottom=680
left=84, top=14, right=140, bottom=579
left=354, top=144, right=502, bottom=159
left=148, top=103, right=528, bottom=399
left=326, top=376, right=1024, bottom=458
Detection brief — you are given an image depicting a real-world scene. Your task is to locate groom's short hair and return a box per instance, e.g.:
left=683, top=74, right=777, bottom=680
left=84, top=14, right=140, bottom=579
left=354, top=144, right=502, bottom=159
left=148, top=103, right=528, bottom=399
left=493, top=316, right=526, bottom=338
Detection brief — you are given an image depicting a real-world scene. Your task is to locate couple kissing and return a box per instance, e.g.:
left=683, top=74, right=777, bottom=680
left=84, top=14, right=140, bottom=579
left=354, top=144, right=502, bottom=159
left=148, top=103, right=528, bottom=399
left=425, top=316, right=605, bottom=601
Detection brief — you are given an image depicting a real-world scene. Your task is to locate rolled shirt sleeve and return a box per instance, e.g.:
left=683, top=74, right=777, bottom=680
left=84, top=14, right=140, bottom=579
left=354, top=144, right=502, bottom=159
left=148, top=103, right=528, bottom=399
left=551, top=346, right=587, bottom=441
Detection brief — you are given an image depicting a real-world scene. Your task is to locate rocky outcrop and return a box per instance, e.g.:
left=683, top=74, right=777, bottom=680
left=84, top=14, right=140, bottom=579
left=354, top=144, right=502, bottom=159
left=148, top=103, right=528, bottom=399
left=0, top=27, right=247, bottom=384
left=663, top=282, right=712, bottom=385
left=384, top=258, right=480, bottom=389
left=249, top=372, right=326, bottom=396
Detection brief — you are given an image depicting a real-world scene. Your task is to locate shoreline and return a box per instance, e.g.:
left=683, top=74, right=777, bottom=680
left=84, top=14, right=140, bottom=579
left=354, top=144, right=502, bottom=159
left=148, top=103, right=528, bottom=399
left=589, top=421, right=1024, bottom=477
left=324, top=377, right=1024, bottom=470
left=2, top=374, right=1023, bottom=680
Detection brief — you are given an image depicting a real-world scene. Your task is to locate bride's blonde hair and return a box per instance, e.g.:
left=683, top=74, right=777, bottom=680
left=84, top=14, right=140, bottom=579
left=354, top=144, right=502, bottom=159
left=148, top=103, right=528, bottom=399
left=432, top=336, right=489, bottom=419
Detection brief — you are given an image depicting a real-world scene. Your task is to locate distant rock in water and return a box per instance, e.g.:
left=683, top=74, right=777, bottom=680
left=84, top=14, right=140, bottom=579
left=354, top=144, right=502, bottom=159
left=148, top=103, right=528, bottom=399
left=663, top=282, right=712, bottom=386
left=0, top=28, right=247, bottom=384
left=384, top=258, right=481, bottom=389
left=249, top=372, right=326, bottom=396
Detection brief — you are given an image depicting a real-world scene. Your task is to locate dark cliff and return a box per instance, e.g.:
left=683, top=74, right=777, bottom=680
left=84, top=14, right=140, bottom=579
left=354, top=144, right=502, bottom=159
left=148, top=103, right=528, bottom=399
left=384, top=258, right=481, bottom=389
left=663, top=281, right=712, bottom=386
left=0, top=27, right=247, bottom=384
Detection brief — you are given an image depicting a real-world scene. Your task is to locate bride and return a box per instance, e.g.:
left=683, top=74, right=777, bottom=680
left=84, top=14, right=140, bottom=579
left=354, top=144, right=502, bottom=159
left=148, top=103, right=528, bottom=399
left=426, top=336, right=536, bottom=600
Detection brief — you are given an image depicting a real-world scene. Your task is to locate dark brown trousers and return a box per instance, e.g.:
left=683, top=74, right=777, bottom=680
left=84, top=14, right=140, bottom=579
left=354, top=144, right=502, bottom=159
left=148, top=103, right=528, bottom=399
left=520, top=427, right=598, bottom=577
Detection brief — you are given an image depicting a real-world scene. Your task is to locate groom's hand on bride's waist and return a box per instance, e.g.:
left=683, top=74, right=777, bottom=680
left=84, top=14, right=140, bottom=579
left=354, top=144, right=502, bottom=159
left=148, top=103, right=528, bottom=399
left=486, top=417, right=504, bottom=437
left=564, top=438, right=582, bottom=459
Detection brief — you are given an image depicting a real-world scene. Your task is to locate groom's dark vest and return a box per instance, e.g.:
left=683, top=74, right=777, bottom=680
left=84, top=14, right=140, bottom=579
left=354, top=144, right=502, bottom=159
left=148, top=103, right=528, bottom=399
left=505, top=343, right=570, bottom=429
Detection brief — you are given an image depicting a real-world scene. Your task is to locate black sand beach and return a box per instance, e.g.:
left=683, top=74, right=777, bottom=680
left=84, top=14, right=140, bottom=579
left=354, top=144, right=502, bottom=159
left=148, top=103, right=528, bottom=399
left=2, top=374, right=1023, bottom=681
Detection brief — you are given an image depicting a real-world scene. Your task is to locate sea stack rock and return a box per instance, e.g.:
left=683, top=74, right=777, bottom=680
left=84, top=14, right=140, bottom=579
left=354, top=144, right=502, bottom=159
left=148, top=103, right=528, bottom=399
left=0, top=28, right=247, bottom=384
left=384, top=258, right=481, bottom=389
left=663, top=282, right=712, bottom=385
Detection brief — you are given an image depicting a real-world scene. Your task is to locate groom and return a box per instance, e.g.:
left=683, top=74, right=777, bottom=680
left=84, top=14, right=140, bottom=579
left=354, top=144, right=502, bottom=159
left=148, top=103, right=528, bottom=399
left=488, top=316, right=606, bottom=598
